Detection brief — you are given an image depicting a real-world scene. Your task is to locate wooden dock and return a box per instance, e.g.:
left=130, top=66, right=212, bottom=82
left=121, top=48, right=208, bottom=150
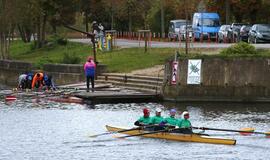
left=74, top=91, right=161, bottom=104
left=58, top=81, right=162, bottom=104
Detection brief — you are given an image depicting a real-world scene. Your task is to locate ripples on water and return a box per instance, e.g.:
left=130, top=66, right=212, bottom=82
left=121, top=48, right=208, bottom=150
left=0, top=96, right=270, bottom=160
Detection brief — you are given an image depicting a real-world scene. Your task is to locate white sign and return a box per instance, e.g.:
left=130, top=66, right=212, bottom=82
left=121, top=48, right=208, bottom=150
left=187, top=59, right=201, bottom=84
left=171, top=61, right=178, bottom=85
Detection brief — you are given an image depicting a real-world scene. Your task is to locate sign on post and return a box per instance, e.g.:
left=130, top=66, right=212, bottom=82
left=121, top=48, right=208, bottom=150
left=187, top=59, right=201, bottom=84
left=171, top=61, right=178, bottom=85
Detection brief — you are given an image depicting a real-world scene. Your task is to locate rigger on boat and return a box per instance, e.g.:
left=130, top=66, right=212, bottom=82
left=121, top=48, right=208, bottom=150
left=106, top=125, right=237, bottom=145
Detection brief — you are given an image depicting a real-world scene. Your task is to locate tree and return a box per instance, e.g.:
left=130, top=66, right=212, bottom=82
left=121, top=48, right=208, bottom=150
left=0, top=0, right=16, bottom=59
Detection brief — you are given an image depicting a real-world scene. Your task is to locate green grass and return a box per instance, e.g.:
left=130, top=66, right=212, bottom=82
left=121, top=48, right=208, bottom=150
left=10, top=41, right=178, bottom=72
left=9, top=40, right=270, bottom=72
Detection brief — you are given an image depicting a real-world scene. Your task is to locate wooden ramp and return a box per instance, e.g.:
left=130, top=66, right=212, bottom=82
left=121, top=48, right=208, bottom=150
left=74, top=91, right=161, bottom=105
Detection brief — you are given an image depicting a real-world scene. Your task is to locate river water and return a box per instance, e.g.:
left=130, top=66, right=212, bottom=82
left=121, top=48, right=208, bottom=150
left=0, top=97, right=269, bottom=160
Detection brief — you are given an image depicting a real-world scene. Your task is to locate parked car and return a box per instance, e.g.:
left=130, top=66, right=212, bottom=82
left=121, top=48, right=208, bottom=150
left=239, top=25, right=252, bottom=42
left=179, top=25, right=193, bottom=41
left=227, top=23, right=247, bottom=43
left=168, top=19, right=189, bottom=41
left=218, top=25, right=230, bottom=43
left=248, top=24, right=270, bottom=43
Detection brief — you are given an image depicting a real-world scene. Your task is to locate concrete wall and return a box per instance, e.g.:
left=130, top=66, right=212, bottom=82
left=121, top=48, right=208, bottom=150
left=163, top=58, right=270, bottom=102
left=0, top=60, right=107, bottom=86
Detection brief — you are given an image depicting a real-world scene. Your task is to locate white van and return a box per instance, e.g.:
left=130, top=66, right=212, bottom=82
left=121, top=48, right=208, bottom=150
left=168, top=19, right=189, bottom=41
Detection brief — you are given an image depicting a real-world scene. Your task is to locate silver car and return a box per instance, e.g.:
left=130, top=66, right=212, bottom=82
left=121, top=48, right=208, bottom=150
left=248, top=24, right=270, bottom=43
left=218, top=25, right=230, bottom=43
left=179, top=25, right=193, bottom=41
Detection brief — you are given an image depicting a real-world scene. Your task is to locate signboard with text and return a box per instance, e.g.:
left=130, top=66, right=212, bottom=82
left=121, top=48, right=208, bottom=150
left=187, top=59, right=201, bottom=84
left=171, top=61, right=178, bottom=85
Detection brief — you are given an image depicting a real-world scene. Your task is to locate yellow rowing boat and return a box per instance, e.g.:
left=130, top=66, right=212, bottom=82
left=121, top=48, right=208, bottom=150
left=106, top=125, right=236, bottom=145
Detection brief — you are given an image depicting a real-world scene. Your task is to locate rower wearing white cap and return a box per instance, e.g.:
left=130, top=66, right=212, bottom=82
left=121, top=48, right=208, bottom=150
left=177, top=111, right=193, bottom=134
left=150, top=108, right=164, bottom=124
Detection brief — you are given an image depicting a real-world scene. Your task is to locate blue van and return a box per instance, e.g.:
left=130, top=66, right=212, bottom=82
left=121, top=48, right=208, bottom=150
left=192, top=12, right=220, bottom=40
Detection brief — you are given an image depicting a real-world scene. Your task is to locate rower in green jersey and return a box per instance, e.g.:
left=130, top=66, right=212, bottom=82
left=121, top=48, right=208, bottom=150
left=161, top=109, right=179, bottom=126
left=177, top=111, right=193, bottom=134
left=134, top=108, right=152, bottom=126
left=150, top=108, right=164, bottom=124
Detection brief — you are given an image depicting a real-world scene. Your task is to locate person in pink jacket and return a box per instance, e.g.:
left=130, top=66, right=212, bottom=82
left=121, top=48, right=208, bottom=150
left=84, top=57, right=96, bottom=92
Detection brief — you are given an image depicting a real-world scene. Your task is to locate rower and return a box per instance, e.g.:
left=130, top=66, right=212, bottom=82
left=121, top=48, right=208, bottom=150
left=43, top=74, right=56, bottom=91
left=31, top=72, right=44, bottom=90
left=150, top=108, right=164, bottom=124
left=25, top=72, right=34, bottom=89
left=18, top=73, right=27, bottom=89
left=160, top=109, right=179, bottom=127
left=150, top=108, right=165, bottom=131
left=177, top=111, right=193, bottom=134
left=134, top=108, right=152, bottom=126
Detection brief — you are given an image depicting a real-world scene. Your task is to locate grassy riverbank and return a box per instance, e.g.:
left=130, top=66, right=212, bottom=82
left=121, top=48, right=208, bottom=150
left=10, top=41, right=178, bottom=72
left=9, top=40, right=270, bottom=72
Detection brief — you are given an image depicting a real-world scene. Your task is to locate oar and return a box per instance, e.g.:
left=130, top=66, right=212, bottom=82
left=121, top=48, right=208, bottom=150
left=193, top=127, right=270, bottom=136
left=116, top=128, right=177, bottom=138
left=117, top=127, right=210, bottom=139
left=89, top=125, right=157, bottom=138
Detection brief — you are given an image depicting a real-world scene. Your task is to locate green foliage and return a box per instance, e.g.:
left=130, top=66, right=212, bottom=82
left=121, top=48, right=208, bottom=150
left=62, top=52, right=81, bottom=64
left=220, top=42, right=257, bottom=55
left=49, top=34, right=68, bottom=46
left=34, top=57, right=53, bottom=69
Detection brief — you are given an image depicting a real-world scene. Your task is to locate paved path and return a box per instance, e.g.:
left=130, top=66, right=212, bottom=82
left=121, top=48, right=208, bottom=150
left=70, top=38, right=270, bottom=49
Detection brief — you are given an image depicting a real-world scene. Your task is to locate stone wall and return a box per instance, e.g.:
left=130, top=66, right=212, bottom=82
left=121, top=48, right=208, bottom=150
left=163, top=58, right=270, bottom=102
left=0, top=60, right=107, bottom=86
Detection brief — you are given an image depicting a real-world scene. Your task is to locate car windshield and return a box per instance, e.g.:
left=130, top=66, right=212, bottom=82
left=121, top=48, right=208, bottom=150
left=221, top=25, right=230, bottom=30
left=175, top=22, right=186, bottom=28
left=198, top=18, right=220, bottom=27
left=258, top=25, right=270, bottom=32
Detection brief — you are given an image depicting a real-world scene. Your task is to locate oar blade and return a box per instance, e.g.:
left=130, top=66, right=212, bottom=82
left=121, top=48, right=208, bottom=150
left=265, top=132, right=270, bottom=138
left=239, top=128, right=255, bottom=136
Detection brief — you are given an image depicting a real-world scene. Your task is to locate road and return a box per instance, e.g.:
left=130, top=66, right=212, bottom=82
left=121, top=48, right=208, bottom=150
left=70, top=38, right=270, bottom=49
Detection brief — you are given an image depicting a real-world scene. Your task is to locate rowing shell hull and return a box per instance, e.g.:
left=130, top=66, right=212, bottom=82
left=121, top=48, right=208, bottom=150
left=106, top=125, right=236, bottom=145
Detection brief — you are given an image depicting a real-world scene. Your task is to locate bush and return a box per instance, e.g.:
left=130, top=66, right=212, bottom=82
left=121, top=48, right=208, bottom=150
left=62, top=52, right=81, bottom=64
left=49, top=34, right=68, bottom=46
left=220, top=42, right=257, bottom=55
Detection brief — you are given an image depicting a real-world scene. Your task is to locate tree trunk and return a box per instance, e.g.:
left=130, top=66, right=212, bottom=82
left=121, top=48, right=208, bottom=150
left=36, top=15, right=42, bottom=48
left=128, top=5, right=132, bottom=32
left=225, top=0, right=230, bottom=24
left=160, top=0, right=165, bottom=38
left=0, top=33, right=3, bottom=59
left=17, top=24, right=27, bottom=43
left=85, top=12, right=89, bottom=32
left=41, top=14, right=47, bottom=47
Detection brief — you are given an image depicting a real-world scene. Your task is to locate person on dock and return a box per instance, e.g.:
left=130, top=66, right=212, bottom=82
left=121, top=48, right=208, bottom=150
left=43, top=74, right=56, bottom=91
left=84, top=56, right=96, bottom=92
left=160, top=109, right=180, bottom=127
left=176, top=111, right=193, bottom=134
left=134, top=108, right=152, bottom=126
left=31, top=72, right=44, bottom=90
left=18, top=73, right=27, bottom=89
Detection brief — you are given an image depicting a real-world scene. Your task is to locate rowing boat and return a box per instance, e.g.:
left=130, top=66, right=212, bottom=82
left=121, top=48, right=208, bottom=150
left=106, top=125, right=236, bottom=145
